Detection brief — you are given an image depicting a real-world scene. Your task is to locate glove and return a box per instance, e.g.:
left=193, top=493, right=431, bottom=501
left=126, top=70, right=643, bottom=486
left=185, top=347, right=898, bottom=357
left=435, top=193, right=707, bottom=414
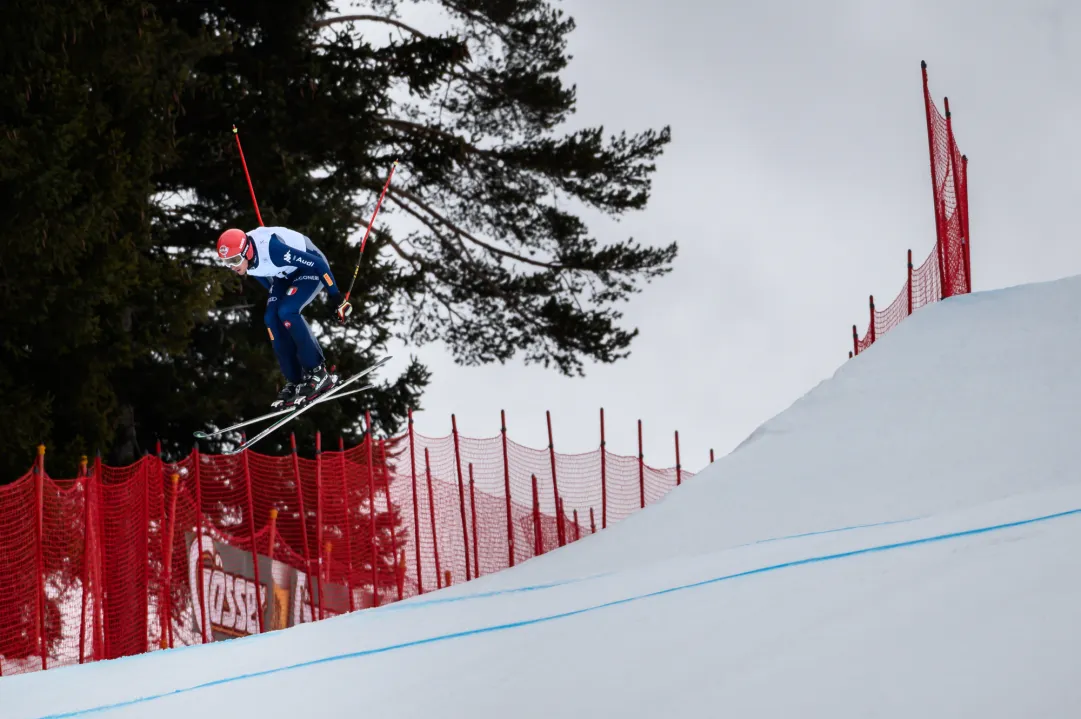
left=332, top=298, right=353, bottom=324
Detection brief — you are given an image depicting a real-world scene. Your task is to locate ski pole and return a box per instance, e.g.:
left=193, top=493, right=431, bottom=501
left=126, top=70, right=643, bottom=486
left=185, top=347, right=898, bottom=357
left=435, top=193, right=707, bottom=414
left=232, top=125, right=264, bottom=226
left=343, top=160, right=398, bottom=304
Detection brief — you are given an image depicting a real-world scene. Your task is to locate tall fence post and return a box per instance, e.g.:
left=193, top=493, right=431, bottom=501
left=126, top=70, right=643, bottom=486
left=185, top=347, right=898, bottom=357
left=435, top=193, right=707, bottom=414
left=638, top=420, right=646, bottom=509
left=573, top=509, right=581, bottom=542
left=78, top=468, right=93, bottom=664
left=239, top=443, right=265, bottom=634
left=407, top=410, right=423, bottom=593
left=338, top=437, right=357, bottom=612
left=192, top=444, right=209, bottom=644
left=266, top=508, right=279, bottom=611
left=162, top=474, right=179, bottom=649
left=868, top=296, right=876, bottom=345
left=531, top=474, right=542, bottom=556
left=93, top=452, right=106, bottom=659
left=852, top=325, right=859, bottom=356
left=315, top=432, right=325, bottom=621
left=922, top=61, right=944, bottom=284
left=546, top=411, right=562, bottom=546
left=710, top=448, right=715, bottom=464
left=468, top=464, right=480, bottom=578
left=961, top=154, right=971, bottom=291
left=451, top=414, right=471, bottom=581
left=908, top=250, right=914, bottom=315
left=599, top=408, right=608, bottom=530
left=424, top=448, right=442, bottom=589
left=379, top=439, right=402, bottom=601
left=674, top=431, right=682, bottom=486
left=500, top=410, right=514, bottom=568
left=34, top=445, right=47, bottom=670
left=290, top=433, right=318, bottom=623
left=589, top=507, right=596, bottom=534
left=142, top=456, right=151, bottom=652
left=944, top=97, right=970, bottom=295
left=365, top=411, right=379, bottom=606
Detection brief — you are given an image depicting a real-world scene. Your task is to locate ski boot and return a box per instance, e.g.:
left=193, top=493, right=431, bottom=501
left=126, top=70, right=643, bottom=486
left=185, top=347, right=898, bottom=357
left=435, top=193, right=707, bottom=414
left=271, top=382, right=299, bottom=409
left=292, top=364, right=339, bottom=406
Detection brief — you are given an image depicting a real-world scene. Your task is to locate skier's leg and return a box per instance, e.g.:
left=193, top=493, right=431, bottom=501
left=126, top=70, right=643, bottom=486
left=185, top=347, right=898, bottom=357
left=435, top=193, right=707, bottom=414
left=264, top=281, right=304, bottom=384
left=275, top=276, right=327, bottom=373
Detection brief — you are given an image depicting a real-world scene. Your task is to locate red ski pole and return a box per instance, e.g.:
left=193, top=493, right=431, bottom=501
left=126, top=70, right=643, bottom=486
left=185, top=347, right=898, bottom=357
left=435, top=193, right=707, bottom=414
left=232, top=125, right=264, bottom=226
left=342, top=160, right=398, bottom=305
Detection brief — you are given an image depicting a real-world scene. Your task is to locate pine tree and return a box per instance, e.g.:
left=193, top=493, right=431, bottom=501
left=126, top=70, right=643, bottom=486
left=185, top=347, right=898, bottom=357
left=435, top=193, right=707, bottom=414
left=0, top=1, right=222, bottom=481
left=155, top=0, right=675, bottom=459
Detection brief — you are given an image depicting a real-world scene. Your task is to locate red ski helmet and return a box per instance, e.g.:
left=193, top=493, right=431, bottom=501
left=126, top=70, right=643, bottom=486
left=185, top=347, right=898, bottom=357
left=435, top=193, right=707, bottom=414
left=216, top=228, right=253, bottom=266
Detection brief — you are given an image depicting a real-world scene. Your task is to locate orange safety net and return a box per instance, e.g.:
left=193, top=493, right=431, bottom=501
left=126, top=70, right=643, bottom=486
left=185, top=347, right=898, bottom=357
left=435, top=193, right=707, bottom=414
left=0, top=417, right=694, bottom=676
left=852, top=62, right=970, bottom=356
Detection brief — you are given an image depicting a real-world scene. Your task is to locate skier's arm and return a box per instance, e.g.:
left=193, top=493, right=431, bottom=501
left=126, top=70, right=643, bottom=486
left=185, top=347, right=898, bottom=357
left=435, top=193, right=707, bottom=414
left=267, top=235, right=342, bottom=299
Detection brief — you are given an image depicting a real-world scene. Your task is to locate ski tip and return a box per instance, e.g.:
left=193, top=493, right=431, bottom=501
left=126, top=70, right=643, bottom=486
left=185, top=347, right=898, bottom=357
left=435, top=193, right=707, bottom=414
left=193, top=431, right=208, bottom=439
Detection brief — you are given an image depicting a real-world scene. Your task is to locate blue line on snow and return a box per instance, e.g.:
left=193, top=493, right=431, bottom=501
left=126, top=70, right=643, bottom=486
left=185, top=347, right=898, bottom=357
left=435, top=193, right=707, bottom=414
left=379, top=515, right=925, bottom=612
left=40, top=504, right=1081, bottom=718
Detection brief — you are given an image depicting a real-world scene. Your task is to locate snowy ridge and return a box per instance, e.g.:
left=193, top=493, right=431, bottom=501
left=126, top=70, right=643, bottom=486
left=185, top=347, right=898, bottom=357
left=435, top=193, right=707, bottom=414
left=5, top=274, right=1081, bottom=718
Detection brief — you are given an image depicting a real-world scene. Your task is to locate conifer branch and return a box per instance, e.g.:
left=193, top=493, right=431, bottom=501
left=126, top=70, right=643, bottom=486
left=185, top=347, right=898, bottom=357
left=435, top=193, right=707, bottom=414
left=386, top=185, right=564, bottom=271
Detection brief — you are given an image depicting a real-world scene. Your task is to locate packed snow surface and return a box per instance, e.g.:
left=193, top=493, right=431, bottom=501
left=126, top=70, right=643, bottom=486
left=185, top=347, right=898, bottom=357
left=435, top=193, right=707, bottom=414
left=6, top=275, right=1081, bottom=718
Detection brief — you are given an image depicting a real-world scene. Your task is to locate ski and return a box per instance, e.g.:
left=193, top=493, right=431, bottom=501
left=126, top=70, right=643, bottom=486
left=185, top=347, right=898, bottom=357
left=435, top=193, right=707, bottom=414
left=193, top=384, right=373, bottom=441
left=223, top=355, right=392, bottom=455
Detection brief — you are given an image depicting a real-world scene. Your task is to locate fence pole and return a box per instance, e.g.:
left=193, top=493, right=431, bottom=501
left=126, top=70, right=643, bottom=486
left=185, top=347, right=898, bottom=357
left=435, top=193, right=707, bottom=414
left=379, top=439, right=402, bottom=601
left=407, top=410, right=423, bottom=593
left=589, top=507, right=596, bottom=534
left=501, top=410, right=514, bottom=568
left=451, top=414, right=471, bottom=581
left=142, top=456, right=151, bottom=652
left=192, top=444, right=209, bottom=644
left=907, top=249, right=914, bottom=315
left=531, top=474, right=542, bottom=556
left=638, top=420, right=646, bottom=509
left=240, top=443, right=265, bottom=634
left=33, top=447, right=47, bottom=670
left=557, top=497, right=566, bottom=546
left=710, top=448, right=715, bottom=463
left=339, top=437, right=356, bottom=612
left=868, top=296, right=876, bottom=345
left=315, top=432, right=325, bottom=620
left=944, top=98, right=970, bottom=295
left=78, top=468, right=92, bottom=664
left=546, top=411, right=562, bottom=546
left=424, top=448, right=442, bottom=589
left=922, top=61, right=947, bottom=300
left=93, top=453, right=106, bottom=659
left=573, top=509, right=581, bottom=541
left=674, top=431, right=682, bottom=486
left=599, top=408, right=608, bottom=530
left=365, top=412, right=379, bottom=607
left=290, top=433, right=318, bottom=623
left=468, top=464, right=480, bottom=578
left=961, top=154, right=971, bottom=291
left=266, top=508, right=279, bottom=627
left=162, top=474, right=179, bottom=649
left=852, top=325, right=859, bottom=356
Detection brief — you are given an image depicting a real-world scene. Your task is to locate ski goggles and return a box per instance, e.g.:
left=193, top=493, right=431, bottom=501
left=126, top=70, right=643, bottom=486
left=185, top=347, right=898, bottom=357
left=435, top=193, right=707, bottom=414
left=219, top=235, right=251, bottom=266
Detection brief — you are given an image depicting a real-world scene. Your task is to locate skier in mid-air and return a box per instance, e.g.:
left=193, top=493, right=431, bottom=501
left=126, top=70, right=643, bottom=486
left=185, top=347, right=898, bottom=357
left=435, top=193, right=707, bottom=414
left=216, top=226, right=354, bottom=409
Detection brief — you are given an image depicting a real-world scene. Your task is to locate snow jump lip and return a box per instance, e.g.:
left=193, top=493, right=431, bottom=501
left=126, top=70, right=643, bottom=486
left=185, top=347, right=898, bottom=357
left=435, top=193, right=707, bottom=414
left=35, top=502, right=1081, bottom=719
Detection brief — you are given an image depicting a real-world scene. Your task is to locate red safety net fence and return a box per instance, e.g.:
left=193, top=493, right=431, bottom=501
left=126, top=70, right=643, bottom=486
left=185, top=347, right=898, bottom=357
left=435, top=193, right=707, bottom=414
left=851, top=61, right=971, bottom=356
left=0, top=410, right=696, bottom=676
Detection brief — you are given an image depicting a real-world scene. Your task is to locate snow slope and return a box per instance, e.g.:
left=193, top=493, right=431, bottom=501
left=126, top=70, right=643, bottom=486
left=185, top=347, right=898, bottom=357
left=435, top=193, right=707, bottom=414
left=6, top=275, right=1081, bottom=718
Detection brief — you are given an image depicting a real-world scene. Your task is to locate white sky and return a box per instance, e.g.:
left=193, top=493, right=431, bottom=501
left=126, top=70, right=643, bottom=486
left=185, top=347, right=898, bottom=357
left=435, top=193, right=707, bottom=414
left=336, top=0, right=1081, bottom=469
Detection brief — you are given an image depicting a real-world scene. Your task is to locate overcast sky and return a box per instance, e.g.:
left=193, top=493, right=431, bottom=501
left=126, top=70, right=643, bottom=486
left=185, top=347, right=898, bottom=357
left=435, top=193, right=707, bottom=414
left=341, top=0, right=1081, bottom=471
